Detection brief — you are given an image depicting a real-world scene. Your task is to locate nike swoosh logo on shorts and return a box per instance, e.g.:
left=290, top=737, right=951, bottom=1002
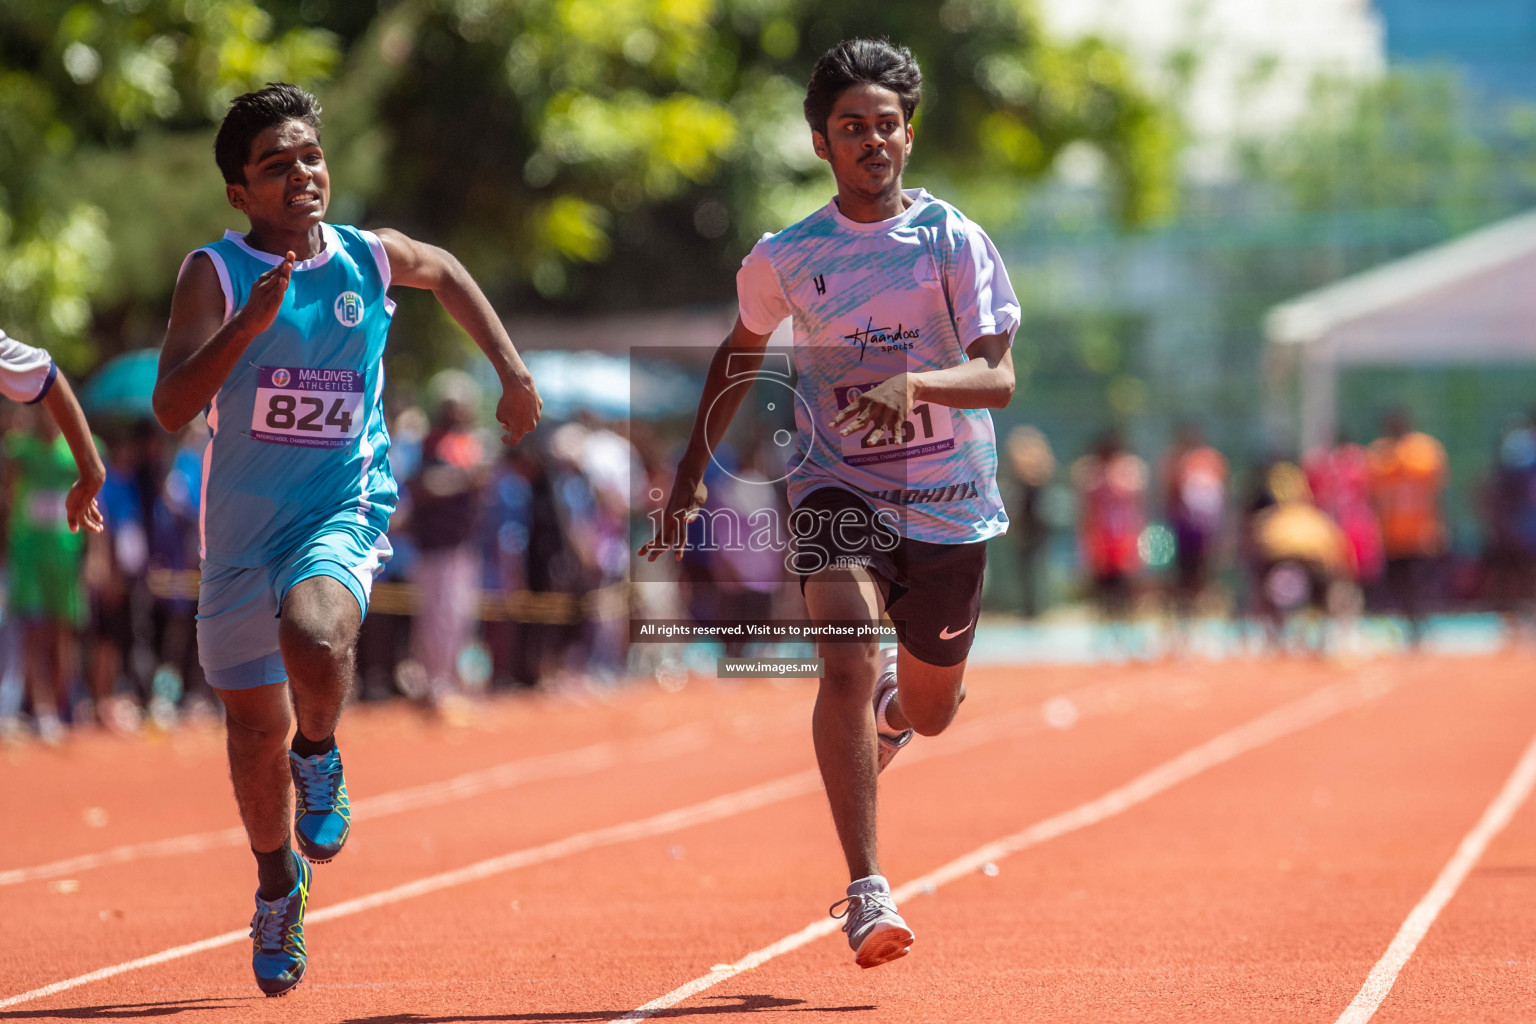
left=939, top=622, right=972, bottom=640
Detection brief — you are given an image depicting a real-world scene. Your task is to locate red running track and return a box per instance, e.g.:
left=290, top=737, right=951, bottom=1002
left=2, top=654, right=1535, bottom=1022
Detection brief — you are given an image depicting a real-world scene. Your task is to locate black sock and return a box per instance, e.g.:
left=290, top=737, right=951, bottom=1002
left=254, top=840, right=298, bottom=900
left=290, top=730, right=336, bottom=759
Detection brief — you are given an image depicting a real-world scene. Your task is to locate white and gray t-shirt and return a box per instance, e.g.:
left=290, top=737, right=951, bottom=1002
left=736, top=188, right=1018, bottom=545
left=0, top=329, right=58, bottom=405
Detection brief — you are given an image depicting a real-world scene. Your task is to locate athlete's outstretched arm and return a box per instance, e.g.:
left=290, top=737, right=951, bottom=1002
left=39, top=373, right=106, bottom=533
left=831, top=333, right=1014, bottom=440
left=154, top=250, right=294, bottom=432
left=911, top=332, right=1015, bottom=409
left=638, top=317, right=773, bottom=561
left=373, top=228, right=540, bottom=446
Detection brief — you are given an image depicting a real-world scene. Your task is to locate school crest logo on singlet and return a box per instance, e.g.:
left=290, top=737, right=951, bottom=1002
left=334, top=291, right=365, bottom=327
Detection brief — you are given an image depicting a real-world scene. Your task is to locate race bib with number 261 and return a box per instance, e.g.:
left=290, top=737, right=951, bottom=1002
left=250, top=366, right=364, bottom=449
left=833, top=381, right=955, bottom=467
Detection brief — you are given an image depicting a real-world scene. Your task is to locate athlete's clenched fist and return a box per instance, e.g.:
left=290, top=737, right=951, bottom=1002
left=234, top=252, right=294, bottom=337
left=496, top=370, right=543, bottom=446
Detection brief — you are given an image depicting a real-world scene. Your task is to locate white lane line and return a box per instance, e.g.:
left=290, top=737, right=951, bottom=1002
left=1333, top=725, right=1536, bottom=1024
left=608, top=673, right=1397, bottom=1022
left=0, top=930, right=253, bottom=1011
left=0, top=776, right=822, bottom=1010
left=0, top=667, right=1180, bottom=889
left=0, top=724, right=711, bottom=888
left=0, top=676, right=1092, bottom=1010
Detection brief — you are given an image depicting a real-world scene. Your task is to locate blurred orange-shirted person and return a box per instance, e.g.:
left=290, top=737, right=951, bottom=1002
left=1368, top=411, right=1447, bottom=645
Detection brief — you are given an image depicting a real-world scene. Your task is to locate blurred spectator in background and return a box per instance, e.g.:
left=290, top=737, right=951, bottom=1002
left=85, top=425, right=152, bottom=733
left=1160, top=424, right=1227, bottom=625
left=567, top=417, right=640, bottom=677
left=357, top=405, right=425, bottom=701
left=408, top=372, right=486, bottom=708
left=1369, top=410, right=1448, bottom=647
left=693, top=441, right=782, bottom=658
left=479, top=438, right=533, bottom=688
left=1480, top=417, right=1536, bottom=640
left=544, top=424, right=603, bottom=680
left=4, top=407, right=94, bottom=743
left=1073, top=430, right=1147, bottom=627
left=520, top=433, right=596, bottom=685
left=389, top=401, right=429, bottom=484
left=1244, top=461, right=1355, bottom=653
left=1305, top=433, right=1385, bottom=593
left=1006, top=426, right=1056, bottom=619
left=148, top=418, right=209, bottom=720
left=0, top=403, right=19, bottom=739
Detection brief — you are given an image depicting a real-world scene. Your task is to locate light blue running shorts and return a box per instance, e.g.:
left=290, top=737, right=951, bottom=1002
left=198, top=517, right=392, bottom=691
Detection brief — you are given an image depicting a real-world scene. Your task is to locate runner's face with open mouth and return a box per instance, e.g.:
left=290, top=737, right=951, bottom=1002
left=227, top=120, right=331, bottom=238
left=814, top=83, right=913, bottom=206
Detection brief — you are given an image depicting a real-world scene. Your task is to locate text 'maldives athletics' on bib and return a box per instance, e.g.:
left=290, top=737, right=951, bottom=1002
left=735, top=188, right=1019, bottom=545
left=178, top=222, right=397, bottom=567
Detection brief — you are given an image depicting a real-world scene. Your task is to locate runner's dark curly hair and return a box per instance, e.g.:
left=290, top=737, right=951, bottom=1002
left=215, top=83, right=323, bottom=185
left=803, top=39, right=922, bottom=138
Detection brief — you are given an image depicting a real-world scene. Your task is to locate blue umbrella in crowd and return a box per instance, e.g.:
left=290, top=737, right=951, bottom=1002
left=491, top=350, right=699, bottom=421
left=80, top=349, right=159, bottom=419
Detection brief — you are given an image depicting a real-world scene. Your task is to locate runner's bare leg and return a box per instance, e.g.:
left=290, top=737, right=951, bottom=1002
left=804, top=565, right=886, bottom=881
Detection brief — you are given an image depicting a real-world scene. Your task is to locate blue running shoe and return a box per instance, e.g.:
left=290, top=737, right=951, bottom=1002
left=289, top=748, right=350, bottom=863
left=250, top=851, right=310, bottom=997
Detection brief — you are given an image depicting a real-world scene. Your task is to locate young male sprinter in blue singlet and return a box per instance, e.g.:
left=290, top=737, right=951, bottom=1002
left=153, top=84, right=541, bottom=996
left=642, top=40, right=1018, bottom=968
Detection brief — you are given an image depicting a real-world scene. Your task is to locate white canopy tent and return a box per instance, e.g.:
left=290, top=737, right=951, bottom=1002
left=1266, top=208, right=1536, bottom=452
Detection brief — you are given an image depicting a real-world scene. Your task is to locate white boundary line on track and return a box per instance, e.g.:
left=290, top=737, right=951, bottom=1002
left=0, top=724, right=713, bottom=888
left=0, top=674, right=1116, bottom=1011
left=1332, top=725, right=1536, bottom=1024
left=0, top=669, right=1172, bottom=889
left=606, top=673, right=1398, bottom=1023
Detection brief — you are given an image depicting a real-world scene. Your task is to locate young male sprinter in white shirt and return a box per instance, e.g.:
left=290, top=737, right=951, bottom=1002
left=642, top=38, right=1018, bottom=968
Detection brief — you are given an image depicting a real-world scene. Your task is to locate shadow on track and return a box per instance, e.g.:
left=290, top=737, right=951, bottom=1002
left=336, top=994, right=878, bottom=1022
left=0, top=997, right=252, bottom=1019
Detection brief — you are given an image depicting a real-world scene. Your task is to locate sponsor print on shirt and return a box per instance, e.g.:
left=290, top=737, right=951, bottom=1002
left=250, top=365, right=364, bottom=449
left=842, top=317, right=922, bottom=361
left=833, top=381, right=955, bottom=467
left=866, top=481, right=981, bottom=506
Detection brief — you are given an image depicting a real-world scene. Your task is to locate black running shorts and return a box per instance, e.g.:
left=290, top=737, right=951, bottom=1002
left=790, top=486, right=987, bottom=667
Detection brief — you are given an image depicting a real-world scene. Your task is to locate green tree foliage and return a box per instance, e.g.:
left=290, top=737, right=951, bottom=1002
left=0, top=0, right=1175, bottom=374
left=0, top=0, right=336, bottom=366
left=1240, top=69, right=1536, bottom=231
left=358, top=0, right=1174, bottom=316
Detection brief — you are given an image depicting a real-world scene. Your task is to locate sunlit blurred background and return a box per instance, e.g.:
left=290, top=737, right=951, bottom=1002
left=6, top=0, right=1536, bottom=740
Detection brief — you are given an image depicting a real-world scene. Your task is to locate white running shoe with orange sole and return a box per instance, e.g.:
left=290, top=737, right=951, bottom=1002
left=830, top=874, right=915, bottom=968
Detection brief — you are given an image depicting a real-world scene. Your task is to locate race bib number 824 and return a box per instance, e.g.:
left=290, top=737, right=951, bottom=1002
left=251, top=366, right=365, bottom=449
